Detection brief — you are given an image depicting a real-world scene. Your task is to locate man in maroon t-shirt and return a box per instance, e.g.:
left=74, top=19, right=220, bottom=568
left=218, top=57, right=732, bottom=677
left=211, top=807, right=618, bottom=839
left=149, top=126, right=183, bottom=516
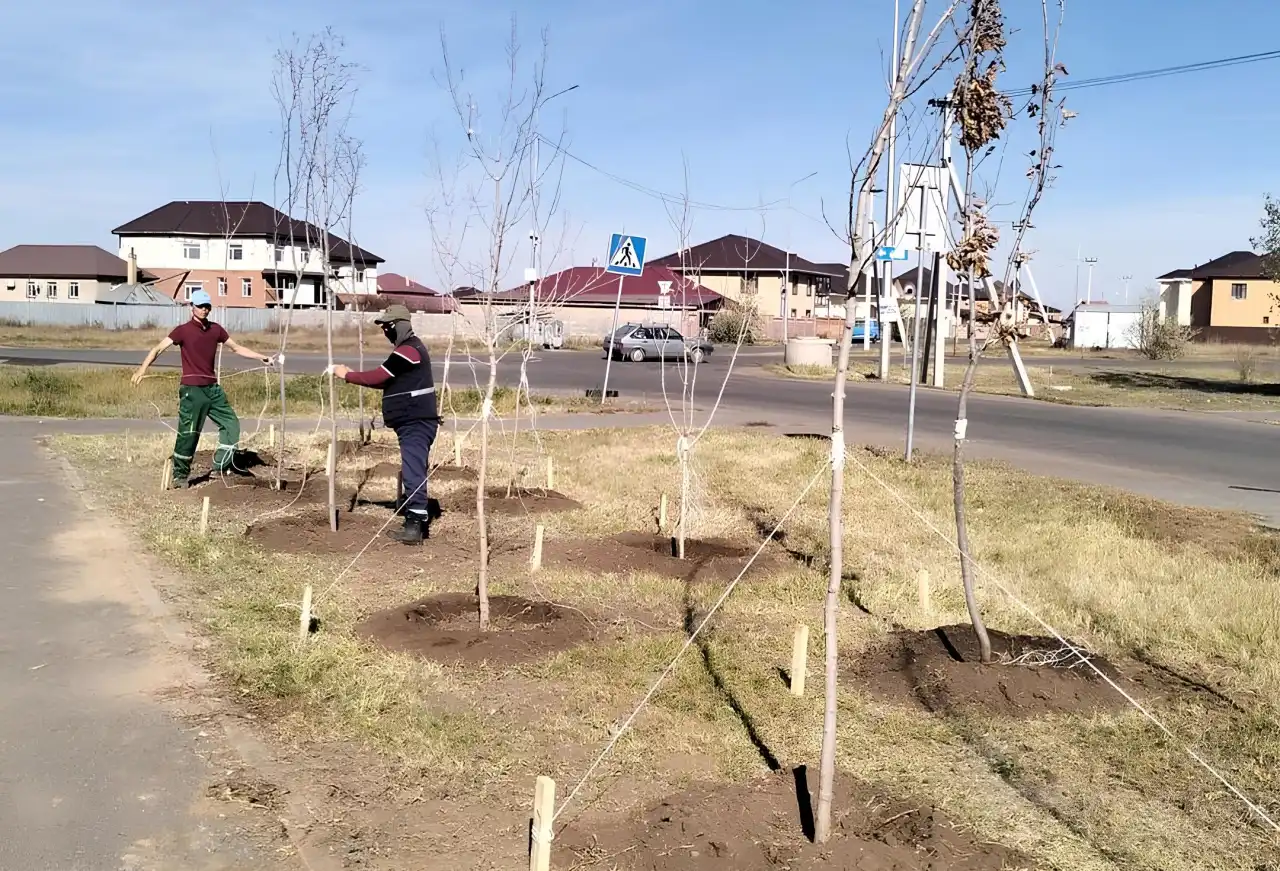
left=131, top=290, right=275, bottom=488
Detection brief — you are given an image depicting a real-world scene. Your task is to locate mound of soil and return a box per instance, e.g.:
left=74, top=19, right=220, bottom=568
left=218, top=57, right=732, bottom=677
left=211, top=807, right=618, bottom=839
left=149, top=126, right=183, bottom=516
left=557, top=769, right=1026, bottom=870
left=190, top=473, right=334, bottom=508
left=354, top=462, right=477, bottom=484
left=852, top=624, right=1129, bottom=719
left=354, top=593, right=591, bottom=665
left=442, top=487, right=582, bottom=516
left=335, top=439, right=398, bottom=461
left=545, top=532, right=781, bottom=583
left=192, top=448, right=276, bottom=471
left=246, top=509, right=436, bottom=556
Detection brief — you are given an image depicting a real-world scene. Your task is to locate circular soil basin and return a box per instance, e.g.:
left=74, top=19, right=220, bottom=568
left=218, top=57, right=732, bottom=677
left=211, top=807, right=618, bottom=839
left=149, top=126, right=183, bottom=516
left=187, top=473, right=334, bottom=508
left=850, top=624, right=1131, bottom=718
left=443, top=487, right=582, bottom=516
left=354, top=593, right=591, bottom=665
left=246, top=509, right=415, bottom=556
left=556, top=770, right=1028, bottom=870
left=543, top=532, right=780, bottom=583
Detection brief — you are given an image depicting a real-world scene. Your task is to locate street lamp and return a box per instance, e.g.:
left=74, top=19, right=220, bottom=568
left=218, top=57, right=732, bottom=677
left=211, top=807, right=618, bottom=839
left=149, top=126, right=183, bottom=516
left=1084, top=256, right=1098, bottom=303
left=782, top=171, right=817, bottom=345
left=1122, top=274, right=1133, bottom=304
left=529, top=84, right=580, bottom=329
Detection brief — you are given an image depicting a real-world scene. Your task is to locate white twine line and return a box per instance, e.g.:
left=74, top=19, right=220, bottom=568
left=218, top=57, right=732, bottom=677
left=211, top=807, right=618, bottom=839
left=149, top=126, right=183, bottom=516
left=844, top=448, right=1280, bottom=835
left=552, top=461, right=828, bottom=823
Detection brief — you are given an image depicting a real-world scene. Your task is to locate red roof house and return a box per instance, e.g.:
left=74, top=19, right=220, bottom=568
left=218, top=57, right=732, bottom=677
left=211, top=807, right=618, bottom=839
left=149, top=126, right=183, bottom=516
left=349, top=271, right=457, bottom=313
left=496, top=265, right=722, bottom=309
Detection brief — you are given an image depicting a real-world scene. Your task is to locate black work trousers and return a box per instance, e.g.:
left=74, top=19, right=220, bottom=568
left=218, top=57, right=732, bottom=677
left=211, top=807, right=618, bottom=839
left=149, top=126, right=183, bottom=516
left=395, top=418, right=439, bottom=517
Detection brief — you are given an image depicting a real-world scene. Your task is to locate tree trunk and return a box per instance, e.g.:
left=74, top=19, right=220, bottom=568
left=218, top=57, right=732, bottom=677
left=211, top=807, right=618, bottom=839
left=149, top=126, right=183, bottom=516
left=326, top=280, right=338, bottom=532
left=357, top=302, right=367, bottom=443
left=476, top=343, right=496, bottom=629
left=677, top=437, right=689, bottom=560
left=952, top=283, right=993, bottom=664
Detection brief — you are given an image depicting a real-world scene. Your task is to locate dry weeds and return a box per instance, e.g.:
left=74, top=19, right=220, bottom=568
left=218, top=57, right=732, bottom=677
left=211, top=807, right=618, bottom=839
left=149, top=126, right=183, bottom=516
left=53, top=425, right=1280, bottom=869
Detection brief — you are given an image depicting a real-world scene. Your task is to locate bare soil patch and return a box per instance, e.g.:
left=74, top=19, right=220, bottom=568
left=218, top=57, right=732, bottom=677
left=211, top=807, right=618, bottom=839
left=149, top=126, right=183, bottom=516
left=558, top=769, right=1027, bottom=870
left=353, top=461, right=477, bottom=484
left=852, top=624, right=1130, bottom=719
left=442, top=487, right=582, bottom=516
left=187, top=473, right=335, bottom=509
left=354, top=592, right=592, bottom=665
left=192, top=447, right=277, bottom=471
left=545, top=532, right=783, bottom=583
left=335, top=439, right=398, bottom=462
left=246, top=509, right=414, bottom=556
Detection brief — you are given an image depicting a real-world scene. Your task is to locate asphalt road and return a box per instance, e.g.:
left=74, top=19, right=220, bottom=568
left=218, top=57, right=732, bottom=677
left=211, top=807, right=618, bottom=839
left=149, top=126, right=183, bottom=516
left=3, top=344, right=1279, bottom=523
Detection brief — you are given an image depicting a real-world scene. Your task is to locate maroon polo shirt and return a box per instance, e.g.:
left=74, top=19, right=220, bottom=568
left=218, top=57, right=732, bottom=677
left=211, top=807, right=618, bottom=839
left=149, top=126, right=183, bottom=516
left=168, top=319, right=229, bottom=386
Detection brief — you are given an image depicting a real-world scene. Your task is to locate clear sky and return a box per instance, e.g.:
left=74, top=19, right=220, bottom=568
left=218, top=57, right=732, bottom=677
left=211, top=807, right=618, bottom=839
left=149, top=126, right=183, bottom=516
left=2, top=0, right=1278, bottom=308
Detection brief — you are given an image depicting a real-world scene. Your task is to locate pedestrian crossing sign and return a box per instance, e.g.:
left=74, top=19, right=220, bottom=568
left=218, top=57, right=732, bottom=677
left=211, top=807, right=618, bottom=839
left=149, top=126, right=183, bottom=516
left=606, top=233, right=646, bottom=277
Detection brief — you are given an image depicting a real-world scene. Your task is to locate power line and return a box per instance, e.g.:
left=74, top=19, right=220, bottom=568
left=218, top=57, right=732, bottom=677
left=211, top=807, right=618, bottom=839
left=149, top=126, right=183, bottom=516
left=536, top=134, right=785, bottom=212
left=1008, top=48, right=1280, bottom=96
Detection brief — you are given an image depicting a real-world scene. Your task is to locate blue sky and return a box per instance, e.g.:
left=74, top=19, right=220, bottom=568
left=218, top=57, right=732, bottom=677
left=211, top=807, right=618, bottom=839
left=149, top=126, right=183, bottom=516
left=2, top=0, right=1278, bottom=308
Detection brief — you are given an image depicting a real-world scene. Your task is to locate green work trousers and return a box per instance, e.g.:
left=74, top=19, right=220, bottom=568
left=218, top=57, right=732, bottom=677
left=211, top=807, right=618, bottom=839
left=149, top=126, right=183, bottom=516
left=171, top=384, right=241, bottom=483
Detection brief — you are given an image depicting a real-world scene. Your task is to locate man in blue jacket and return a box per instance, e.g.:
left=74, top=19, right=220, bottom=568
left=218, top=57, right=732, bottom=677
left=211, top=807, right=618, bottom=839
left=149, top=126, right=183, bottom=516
left=331, top=305, right=438, bottom=544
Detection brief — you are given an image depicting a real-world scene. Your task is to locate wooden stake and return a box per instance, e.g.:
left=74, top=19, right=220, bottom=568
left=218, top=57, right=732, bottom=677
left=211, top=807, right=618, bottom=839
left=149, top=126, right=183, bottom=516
left=298, top=585, right=313, bottom=642
left=530, top=524, right=545, bottom=572
left=790, top=625, right=809, bottom=697
left=160, top=457, right=172, bottom=492
left=917, top=569, right=932, bottom=613
left=529, top=776, right=555, bottom=871
left=545, top=456, right=555, bottom=490
left=326, top=439, right=336, bottom=479
left=199, top=496, right=210, bottom=535
left=125, top=429, right=132, bottom=464
left=659, top=493, right=668, bottom=531
left=269, top=423, right=276, bottom=447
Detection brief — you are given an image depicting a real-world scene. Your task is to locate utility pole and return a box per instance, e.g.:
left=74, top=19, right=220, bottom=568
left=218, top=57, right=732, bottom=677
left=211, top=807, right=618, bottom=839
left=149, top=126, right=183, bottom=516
left=783, top=250, right=790, bottom=341
left=878, top=0, right=900, bottom=380
left=1122, top=273, right=1133, bottom=304
left=1084, top=256, right=1098, bottom=303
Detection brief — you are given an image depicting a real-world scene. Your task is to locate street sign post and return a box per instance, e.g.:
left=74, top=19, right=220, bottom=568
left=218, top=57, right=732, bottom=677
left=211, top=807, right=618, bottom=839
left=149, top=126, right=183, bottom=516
left=606, top=234, right=646, bottom=276
left=875, top=246, right=909, bottom=262
left=601, top=233, right=648, bottom=402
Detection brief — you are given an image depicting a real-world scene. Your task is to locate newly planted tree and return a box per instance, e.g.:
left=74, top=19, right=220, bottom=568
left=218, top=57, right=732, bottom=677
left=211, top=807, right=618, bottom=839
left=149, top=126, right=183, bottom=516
left=430, top=21, right=567, bottom=628
left=950, top=0, right=1068, bottom=663
left=270, top=29, right=363, bottom=526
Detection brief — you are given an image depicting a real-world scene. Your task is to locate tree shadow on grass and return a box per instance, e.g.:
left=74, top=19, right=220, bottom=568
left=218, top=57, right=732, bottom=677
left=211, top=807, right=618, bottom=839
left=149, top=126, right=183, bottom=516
left=1088, top=370, right=1280, bottom=397
left=682, top=583, right=782, bottom=773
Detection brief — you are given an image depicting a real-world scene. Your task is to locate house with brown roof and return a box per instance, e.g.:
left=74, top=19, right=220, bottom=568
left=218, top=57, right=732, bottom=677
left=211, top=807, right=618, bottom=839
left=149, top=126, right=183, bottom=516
left=363, top=272, right=458, bottom=314
left=647, top=234, right=843, bottom=322
left=1158, top=251, right=1279, bottom=342
left=0, top=244, right=156, bottom=304
left=113, top=201, right=383, bottom=309
left=482, top=265, right=723, bottom=336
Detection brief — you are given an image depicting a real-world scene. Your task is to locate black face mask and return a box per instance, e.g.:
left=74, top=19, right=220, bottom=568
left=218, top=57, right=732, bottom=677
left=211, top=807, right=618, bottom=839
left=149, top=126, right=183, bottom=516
left=382, top=321, right=412, bottom=345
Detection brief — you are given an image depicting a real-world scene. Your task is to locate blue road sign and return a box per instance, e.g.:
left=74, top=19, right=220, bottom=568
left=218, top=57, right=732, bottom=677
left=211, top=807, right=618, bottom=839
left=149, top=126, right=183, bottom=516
left=606, top=234, right=647, bottom=276
left=875, top=246, right=909, bottom=262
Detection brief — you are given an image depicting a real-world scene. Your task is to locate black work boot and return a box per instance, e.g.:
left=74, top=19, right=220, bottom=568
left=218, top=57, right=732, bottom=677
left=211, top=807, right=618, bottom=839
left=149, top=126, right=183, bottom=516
left=386, top=513, right=425, bottom=546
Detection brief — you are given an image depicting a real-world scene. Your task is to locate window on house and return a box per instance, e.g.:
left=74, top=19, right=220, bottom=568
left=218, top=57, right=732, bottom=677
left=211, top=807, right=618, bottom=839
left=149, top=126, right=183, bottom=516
left=184, top=282, right=203, bottom=300
left=68, top=281, right=79, bottom=299
left=1265, top=316, right=1271, bottom=325
left=217, top=277, right=228, bottom=296
left=183, top=241, right=201, bottom=260
left=228, top=243, right=243, bottom=261
left=46, top=281, right=57, bottom=298
left=274, top=246, right=284, bottom=263
left=356, top=269, right=365, bottom=283
left=790, top=309, right=797, bottom=318
left=806, top=285, right=813, bottom=297
left=26, top=281, right=38, bottom=298
left=242, top=278, right=253, bottom=298
left=804, top=309, right=812, bottom=318
left=1232, top=282, right=1247, bottom=300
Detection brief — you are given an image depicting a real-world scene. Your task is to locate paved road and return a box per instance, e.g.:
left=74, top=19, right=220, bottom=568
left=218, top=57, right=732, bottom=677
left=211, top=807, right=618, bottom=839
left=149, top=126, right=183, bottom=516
left=3, top=344, right=1279, bottom=523
left=0, top=422, right=294, bottom=870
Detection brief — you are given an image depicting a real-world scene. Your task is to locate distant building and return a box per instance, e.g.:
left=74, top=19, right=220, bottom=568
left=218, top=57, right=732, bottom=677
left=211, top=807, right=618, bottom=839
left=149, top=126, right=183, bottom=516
left=648, top=234, right=841, bottom=321
left=0, top=244, right=155, bottom=304
left=113, top=200, right=384, bottom=309
left=365, top=272, right=457, bottom=314
left=1158, top=250, right=1279, bottom=342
